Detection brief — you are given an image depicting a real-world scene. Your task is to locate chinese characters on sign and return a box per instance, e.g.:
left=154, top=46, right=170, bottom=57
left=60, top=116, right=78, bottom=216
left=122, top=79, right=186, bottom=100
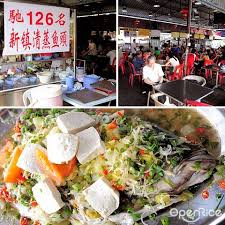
left=4, top=2, right=70, bottom=55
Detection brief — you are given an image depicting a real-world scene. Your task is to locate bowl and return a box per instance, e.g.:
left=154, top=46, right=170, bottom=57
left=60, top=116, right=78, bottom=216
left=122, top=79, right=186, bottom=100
left=182, top=75, right=206, bottom=86
left=40, top=53, right=52, bottom=60
left=20, top=77, right=30, bottom=84
left=5, top=78, right=14, bottom=87
left=29, top=76, right=37, bottom=84
left=42, top=56, right=52, bottom=60
left=37, top=71, right=52, bottom=84
left=24, top=55, right=33, bottom=61
left=58, top=71, right=68, bottom=81
left=53, top=53, right=60, bottom=58
left=33, top=55, right=42, bottom=61
left=83, top=74, right=100, bottom=89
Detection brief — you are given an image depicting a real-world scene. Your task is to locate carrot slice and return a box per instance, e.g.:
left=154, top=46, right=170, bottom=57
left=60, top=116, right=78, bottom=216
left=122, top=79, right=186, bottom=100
left=107, top=120, right=118, bottom=129
left=4, top=146, right=23, bottom=183
left=36, top=149, right=76, bottom=186
left=55, top=158, right=77, bottom=177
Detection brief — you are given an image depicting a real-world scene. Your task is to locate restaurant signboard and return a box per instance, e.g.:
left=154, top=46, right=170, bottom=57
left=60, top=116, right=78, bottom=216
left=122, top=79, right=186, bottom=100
left=138, top=29, right=150, bottom=37
left=3, top=2, right=70, bottom=56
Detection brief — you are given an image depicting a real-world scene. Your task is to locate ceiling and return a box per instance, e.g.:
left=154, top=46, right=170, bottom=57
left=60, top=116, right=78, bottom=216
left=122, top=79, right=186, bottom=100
left=119, top=0, right=225, bottom=29
left=0, top=0, right=116, bottom=15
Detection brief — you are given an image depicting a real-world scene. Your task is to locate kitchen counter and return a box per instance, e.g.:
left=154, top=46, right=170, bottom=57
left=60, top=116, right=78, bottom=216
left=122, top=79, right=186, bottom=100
left=0, top=76, right=61, bottom=106
left=0, top=76, right=61, bottom=93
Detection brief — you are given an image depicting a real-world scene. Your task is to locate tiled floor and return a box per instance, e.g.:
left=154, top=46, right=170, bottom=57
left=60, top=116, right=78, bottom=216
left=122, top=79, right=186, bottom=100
left=119, top=74, right=225, bottom=106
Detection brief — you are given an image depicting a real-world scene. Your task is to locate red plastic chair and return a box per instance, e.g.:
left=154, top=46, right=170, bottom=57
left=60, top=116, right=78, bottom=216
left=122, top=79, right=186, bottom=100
left=119, top=58, right=126, bottom=76
left=203, top=59, right=214, bottom=80
left=185, top=100, right=211, bottom=106
left=123, top=52, right=129, bottom=61
left=219, top=60, right=225, bottom=66
left=128, top=62, right=142, bottom=87
left=169, top=64, right=184, bottom=80
left=186, top=53, right=196, bottom=75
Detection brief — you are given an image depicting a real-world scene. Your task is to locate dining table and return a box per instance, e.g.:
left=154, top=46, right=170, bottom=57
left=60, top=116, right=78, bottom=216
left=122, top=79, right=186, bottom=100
left=63, top=79, right=116, bottom=107
left=153, top=80, right=214, bottom=105
left=63, top=91, right=116, bottom=107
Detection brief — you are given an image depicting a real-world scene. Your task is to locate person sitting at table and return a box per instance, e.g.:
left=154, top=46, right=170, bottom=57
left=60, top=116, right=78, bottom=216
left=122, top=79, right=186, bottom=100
left=143, top=56, right=164, bottom=85
left=143, top=50, right=152, bottom=61
left=165, top=52, right=180, bottom=72
left=106, top=45, right=116, bottom=66
left=154, top=47, right=160, bottom=59
left=133, top=51, right=144, bottom=72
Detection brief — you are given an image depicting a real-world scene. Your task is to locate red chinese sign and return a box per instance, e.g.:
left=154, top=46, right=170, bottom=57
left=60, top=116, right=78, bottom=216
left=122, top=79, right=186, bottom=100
left=4, top=2, right=70, bottom=55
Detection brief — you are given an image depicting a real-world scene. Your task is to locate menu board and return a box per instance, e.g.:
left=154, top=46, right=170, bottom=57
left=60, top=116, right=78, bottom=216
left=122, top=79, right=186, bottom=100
left=3, top=2, right=70, bottom=55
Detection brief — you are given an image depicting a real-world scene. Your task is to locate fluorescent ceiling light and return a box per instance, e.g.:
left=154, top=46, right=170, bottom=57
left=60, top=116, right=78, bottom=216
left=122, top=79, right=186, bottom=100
left=77, top=12, right=116, bottom=18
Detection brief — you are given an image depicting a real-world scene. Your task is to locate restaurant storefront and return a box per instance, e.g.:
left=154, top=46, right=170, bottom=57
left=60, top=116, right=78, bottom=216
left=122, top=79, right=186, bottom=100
left=0, top=0, right=116, bottom=107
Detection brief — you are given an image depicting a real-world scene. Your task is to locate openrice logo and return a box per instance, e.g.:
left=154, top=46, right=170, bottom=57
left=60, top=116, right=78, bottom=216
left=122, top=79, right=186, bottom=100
left=169, top=208, right=222, bottom=223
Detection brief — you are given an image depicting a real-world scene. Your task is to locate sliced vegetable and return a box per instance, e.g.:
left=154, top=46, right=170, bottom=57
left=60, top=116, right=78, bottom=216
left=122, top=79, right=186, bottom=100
left=155, top=193, right=171, bottom=206
left=179, top=191, right=194, bottom=202
left=201, top=190, right=209, bottom=199
left=33, top=221, right=41, bottom=225
left=107, top=121, right=118, bottom=129
left=55, top=157, right=77, bottom=178
left=218, top=180, right=225, bottom=190
left=111, top=180, right=125, bottom=191
left=17, top=175, right=26, bottom=184
left=36, top=149, right=76, bottom=186
left=139, top=149, right=145, bottom=155
left=117, top=111, right=124, bottom=117
left=19, top=217, right=30, bottom=225
left=103, top=169, right=109, bottom=176
left=4, top=146, right=23, bottom=183
left=30, top=200, right=38, bottom=207
left=161, top=216, right=170, bottom=225
left=216, top=193, right=223, bottom=201
left=144, top=171, right=150, bottom=177
left=0, top=185, right=14, bottom=203
left=85, top=209, right=101, bottom=219
left=196, top=127, right=205, bottom=135
left=14, top=122, right=21, bottom=134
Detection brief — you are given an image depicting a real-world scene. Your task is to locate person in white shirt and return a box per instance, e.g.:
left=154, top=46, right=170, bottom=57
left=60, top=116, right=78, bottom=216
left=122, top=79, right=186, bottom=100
left=131, top=39, right=137, bottom=54
left=143, top=56, right=164, bottom=85
left=165, top=52, right=180, bottom=72
left=106, top=49, right=116, bottom=65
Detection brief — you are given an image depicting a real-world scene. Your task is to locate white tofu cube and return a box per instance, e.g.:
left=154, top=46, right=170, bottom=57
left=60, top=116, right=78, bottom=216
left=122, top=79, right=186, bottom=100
left=17, top=143, right=46, bottom=174
left=32, top=178, right=65, bottom=214
left=83, top=177, right=119, bottom=218
left=56, top=112, right=96, bottom=134
left=76, top=127, right=105, bottom=164
left=47, top=133, right=79, bottom=164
